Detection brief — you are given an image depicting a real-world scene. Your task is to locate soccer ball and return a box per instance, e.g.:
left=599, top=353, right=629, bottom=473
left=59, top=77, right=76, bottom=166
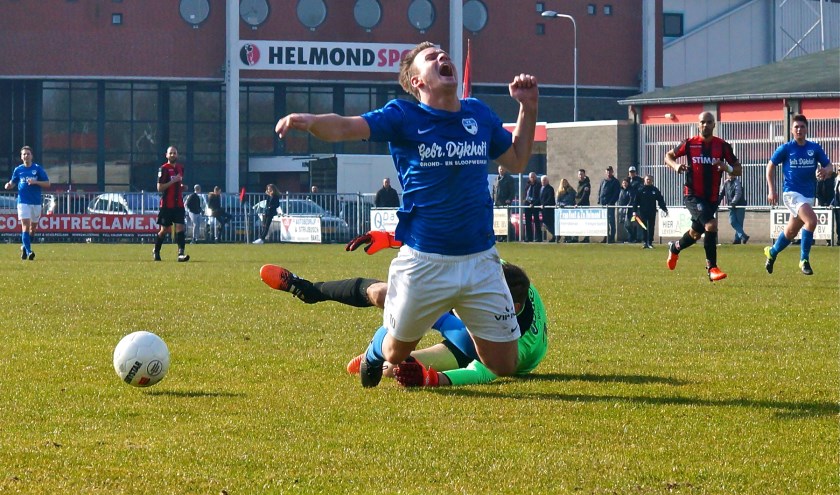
left=113, top=331, right=170, bottom=387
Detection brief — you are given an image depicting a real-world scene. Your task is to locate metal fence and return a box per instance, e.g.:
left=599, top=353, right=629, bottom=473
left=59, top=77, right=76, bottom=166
left=639, top=117, right=839, bottom=207
left=0, top=191, right=377, bottom=244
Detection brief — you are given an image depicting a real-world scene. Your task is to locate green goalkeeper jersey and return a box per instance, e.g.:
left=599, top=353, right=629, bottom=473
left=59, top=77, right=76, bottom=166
left=443, top=284, right=548, bottom=386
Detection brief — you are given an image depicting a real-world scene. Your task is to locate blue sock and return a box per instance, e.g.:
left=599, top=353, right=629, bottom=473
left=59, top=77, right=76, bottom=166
left=22, top=232, right=32, bottom=254
left=800, top=229, right=814, bottom=261
left=770, top=232, right=790, bottom=257
left=364, top=326, right=388, bottom=365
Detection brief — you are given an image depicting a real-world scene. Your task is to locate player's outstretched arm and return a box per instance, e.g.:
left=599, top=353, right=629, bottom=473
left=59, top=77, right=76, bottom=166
left=496, top=74, right=538, bottom=174
left=275, top=113, right=370, bottom=142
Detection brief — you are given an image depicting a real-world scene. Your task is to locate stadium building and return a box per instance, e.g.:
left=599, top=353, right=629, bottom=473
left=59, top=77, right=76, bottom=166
left=0, top=0, right=660, bottom=194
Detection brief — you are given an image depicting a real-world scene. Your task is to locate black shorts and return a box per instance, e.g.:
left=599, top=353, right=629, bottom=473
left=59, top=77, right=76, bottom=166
left=683, top=196, right=718, bottom=231
left=157, top=207, right=186, bottom=227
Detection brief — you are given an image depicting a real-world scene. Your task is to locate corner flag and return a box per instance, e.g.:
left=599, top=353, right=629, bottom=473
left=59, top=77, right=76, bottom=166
left=462, top=39, right=472, bottom=99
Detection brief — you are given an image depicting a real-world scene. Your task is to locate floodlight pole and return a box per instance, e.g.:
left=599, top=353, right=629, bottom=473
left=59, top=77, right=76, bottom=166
left=541, top=10, right=577, bottom=122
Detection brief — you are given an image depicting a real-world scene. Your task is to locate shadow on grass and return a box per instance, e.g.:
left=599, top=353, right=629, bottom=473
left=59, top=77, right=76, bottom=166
left=144, top=390, right=243, bottom=398
left=522, top=372, right=689, bottom=386
left=437, top=388, right=839, bottom=419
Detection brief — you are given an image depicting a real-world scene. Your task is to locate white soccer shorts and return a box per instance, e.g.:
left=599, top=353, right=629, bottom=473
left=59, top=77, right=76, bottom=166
left=17, top=203, right=41, bottom=222
left=782, top=191, right=814, bottom=218
left=383, top=245, right=520, bottom=344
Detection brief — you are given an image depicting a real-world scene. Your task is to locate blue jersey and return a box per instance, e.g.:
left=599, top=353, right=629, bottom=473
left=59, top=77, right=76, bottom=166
left=770, top=140, right=831, bottom=197
left=362, top=98, right=513, bottom=255
left=10, top=163, right=49, bottom=205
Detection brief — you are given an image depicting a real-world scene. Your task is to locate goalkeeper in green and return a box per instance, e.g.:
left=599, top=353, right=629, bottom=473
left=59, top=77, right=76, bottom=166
left=260, top=232, right=548, bottom=387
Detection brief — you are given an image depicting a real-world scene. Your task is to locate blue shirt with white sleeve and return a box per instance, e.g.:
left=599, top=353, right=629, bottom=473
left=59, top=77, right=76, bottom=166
left=770, top=140, right=831, bottom=198
left=362, top=98, right=513, bottom=256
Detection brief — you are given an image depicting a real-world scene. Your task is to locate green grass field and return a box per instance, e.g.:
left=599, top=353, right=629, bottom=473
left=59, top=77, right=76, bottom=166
left=0, top=242, right=837, bottom=494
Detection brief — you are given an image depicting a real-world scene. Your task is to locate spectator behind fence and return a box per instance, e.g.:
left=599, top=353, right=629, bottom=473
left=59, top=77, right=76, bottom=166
left=523, top=172, right=542, bottom=242
left=539, top=175, right=555, bottom=242
left=627, top=166, right=644, bottom=242
left=633, top=174, right=668, bottom=249
left=555, top=178, right=576, bottom=207
left=207, top=186, right=232, bottom=242
left=374, top=177, right=400, bottom=208
left=831, top=164, right=840, bottom=246
left=722, top=174, right=749, bottom=244
left=253, top=183, right=280, bottom=244
left=816, top=164, right=836, bottom=245
left=574, top=169, right=591, bottom=243
left=493, top=166, right=516, bottom=241
left=185, top=184, right=203, bottom=243
left=616, top=178, right=636, bottom=243
left=598, top=166, right=620, bottom=244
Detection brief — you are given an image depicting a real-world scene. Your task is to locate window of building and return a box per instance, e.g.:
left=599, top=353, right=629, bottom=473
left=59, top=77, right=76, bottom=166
left=354, top=0, right=381, bottom=31
left=111, top=13, right=122, bottom=25
left=663, top=13, right=684, bottom=37
left=240, top=0, right=269, bottom=28
left=179, top=0, right=210, bottom=28
left=536, top=23, right=545, bottom=35
left=297, top=0, right=327, bottom=30
left=463, top=0, right=488, bottom=33
left=407, top=0, right=435, bottom=32
left=603, top=5, right=612, bottom=15
left=536, top=2, right=545, bottom=13
left=587, top=4, right=596, bottom=15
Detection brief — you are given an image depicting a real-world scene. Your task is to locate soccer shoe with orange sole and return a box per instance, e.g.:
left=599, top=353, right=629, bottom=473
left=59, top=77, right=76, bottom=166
left=346, top=353, right=364, bottom=374
left=707, top=267, right=727, bottom=282
left=666, top=242, right=679, bottom=270
left=259, top=264, right=321, bottom=303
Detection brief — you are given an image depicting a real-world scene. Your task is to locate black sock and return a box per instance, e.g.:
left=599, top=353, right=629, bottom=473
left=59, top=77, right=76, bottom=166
left=154, top=234, right=165, bottom=253
left=175, top=231, right=186, bottom=254
left=704, top=231, right=718, bottom=268
left=312, top=278, right=380, bottom=307
left=674, top=232, right=696, bottom=252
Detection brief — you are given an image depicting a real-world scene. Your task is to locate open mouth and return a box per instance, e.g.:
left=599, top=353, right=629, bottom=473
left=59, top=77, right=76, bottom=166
left=439, top=63, right=454, bottom=77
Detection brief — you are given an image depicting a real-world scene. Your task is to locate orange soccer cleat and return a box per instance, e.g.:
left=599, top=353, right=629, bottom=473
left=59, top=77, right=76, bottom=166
left=666, top=242, right=679, bottom=270
left=707, top=267, right=727, bottom=282
left=346, top=353, right=364, bottom=375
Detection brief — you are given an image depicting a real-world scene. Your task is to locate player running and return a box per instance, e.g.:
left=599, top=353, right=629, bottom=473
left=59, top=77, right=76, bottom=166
left=664, top=111, right=742, bottom=282
left=5, top=146, right=50, bottom=261
left=764, top=114, right=833, bottom=275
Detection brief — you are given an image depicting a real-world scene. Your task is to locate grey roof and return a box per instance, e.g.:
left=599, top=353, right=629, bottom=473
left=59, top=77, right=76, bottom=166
left=619, top=48, right=839, bottom=106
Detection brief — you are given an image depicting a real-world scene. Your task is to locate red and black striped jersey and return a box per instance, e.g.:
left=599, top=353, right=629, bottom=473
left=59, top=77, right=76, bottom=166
left=671, top=136, right=738, bottom=203
left=158, top=162, right=185, bottom=208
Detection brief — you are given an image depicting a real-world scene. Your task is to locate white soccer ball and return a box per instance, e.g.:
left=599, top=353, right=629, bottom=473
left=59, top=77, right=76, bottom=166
left=113, top=331, right=170, bottom=387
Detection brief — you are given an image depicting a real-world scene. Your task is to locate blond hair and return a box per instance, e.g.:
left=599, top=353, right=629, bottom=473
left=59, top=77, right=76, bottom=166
left=399, top=41, right=435, bottom=99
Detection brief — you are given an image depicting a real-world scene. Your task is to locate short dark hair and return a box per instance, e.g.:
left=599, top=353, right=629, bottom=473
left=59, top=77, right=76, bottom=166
left=502, top=262, right=530, bottom=307
left=578, top=168, right=586, bottom=174
left=792, top=114, right=808, bottom=126
left=20, top=146, right=32, bottom=154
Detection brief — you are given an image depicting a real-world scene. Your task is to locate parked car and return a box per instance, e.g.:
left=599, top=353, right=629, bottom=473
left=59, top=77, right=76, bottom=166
left=87, top=192, right=160, bottom=215
left=253, top=198, right=352, bottom=243
left=1, top=192, right=60, bottom=215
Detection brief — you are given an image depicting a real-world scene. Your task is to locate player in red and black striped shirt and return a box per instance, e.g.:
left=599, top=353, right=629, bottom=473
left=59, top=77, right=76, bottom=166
left=153, top=146, right=190, bottom=262
left=664, top=112, right=741, bottom=282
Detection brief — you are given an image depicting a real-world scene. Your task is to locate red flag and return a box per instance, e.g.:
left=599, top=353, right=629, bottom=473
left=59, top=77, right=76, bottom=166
left=462, top=39, right=472, bottom=99
left=239, top=187, right=246, bottom=203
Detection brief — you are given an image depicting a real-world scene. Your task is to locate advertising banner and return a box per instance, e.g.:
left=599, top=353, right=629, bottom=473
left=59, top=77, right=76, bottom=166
left=278, top=216, right=322, bottom=243
left=238, top=41, right=417, bottom=72
left=770, top=208, right=833, bottom=240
